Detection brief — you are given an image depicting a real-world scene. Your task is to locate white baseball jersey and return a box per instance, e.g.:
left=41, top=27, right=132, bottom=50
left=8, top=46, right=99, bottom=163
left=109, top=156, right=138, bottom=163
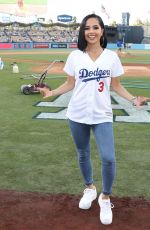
left=63, top=49, right=124, bottom=124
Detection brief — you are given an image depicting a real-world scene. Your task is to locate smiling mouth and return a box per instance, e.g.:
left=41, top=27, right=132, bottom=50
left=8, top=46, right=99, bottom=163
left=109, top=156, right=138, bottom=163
left=88, top=35, right=96, bottom=40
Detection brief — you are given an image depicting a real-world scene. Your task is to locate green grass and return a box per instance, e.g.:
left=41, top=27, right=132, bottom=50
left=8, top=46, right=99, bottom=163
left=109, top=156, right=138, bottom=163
left=0, top=49, right=150, bottom=197
left=120, top=52, right=150, bottom=64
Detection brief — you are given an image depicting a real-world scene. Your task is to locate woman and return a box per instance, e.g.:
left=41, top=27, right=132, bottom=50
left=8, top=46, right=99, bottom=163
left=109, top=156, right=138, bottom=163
left=37, top=14, right=148, bottom=225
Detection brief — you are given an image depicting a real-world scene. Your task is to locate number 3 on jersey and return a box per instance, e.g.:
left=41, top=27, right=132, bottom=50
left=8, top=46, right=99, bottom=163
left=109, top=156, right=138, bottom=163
left=98, top=81, right=104, bottom=92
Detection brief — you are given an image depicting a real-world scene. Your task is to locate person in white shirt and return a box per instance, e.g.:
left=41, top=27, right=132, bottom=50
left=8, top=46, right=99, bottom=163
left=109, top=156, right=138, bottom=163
left=0, top=57, right=4, bottom=70
left=37, top=14, right=149, bottom=225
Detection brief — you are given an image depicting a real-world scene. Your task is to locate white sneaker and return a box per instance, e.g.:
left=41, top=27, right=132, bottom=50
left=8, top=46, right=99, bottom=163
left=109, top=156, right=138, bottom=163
left=98, top=194, right=114, bottom=225
left=79, top=188, right=97, bottom=209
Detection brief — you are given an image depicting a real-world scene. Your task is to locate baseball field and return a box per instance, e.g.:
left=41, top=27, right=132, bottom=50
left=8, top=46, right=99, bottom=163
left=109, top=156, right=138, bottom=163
left=0, top=48, right=150, bottom=229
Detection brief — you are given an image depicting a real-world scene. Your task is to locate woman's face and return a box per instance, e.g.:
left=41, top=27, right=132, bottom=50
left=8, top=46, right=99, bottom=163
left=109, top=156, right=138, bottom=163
left=84, top=18, right=104, bottom=46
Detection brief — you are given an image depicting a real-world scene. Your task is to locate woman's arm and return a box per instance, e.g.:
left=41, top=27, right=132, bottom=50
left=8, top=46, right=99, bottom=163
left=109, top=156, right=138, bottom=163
left=37, top=75, right=75, bottom=99
left=111, top=77, right=134, bottom=101
left=111, top=77, right=150, bottom=106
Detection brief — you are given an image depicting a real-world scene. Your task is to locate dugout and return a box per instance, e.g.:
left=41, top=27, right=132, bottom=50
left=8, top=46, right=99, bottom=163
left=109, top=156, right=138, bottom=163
left=105, top=26, right=118, bottom=43
left=105, top=25, right=144, bottom=44
left=117, top=25, right=144, bottom=44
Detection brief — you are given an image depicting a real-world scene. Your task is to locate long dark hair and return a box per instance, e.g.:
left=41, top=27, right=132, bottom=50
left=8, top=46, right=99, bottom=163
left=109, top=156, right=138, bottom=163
left=77, top=14, right=107, bottom=51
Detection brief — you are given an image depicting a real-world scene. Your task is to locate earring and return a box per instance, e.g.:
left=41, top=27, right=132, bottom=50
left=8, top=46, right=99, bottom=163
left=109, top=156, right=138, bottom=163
left=101, top=36, right=104, bottom=46
left=102, top=36, right=105, bottom=45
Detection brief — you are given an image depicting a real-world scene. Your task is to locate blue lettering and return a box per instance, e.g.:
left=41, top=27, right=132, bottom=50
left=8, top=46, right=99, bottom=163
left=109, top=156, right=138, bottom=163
left=88, top=71, right=93, bottom=77
left=79, top=68, right=110, bottom=81
left=79, top=69, right=88, bottom=78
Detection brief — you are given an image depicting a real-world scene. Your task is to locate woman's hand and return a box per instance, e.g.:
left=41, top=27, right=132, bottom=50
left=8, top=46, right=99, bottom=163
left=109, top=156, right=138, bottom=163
left=37, top=76, right=75, bottom=99
left=111, top=78, right=150, bottom=107
left=132, top=96, right=150, bottom=106
left=37, top=87, right=53, bottom=98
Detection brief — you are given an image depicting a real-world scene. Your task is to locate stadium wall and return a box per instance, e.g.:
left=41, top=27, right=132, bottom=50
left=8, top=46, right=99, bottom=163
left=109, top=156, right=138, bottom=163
left=0, top=42, right=77, bottom=49
left=0, top=42, right=150, bottom=50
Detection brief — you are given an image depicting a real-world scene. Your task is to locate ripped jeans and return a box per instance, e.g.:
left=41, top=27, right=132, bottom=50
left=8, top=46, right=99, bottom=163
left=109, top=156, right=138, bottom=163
left=68, top=120, right=116, bottom=195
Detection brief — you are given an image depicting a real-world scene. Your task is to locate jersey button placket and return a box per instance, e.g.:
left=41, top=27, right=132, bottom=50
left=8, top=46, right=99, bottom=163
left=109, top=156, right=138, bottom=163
left=85, top=82, right=95, bottom=123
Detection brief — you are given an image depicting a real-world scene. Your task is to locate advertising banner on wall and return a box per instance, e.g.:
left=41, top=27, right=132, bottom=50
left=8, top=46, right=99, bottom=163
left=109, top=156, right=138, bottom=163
left=33, top=43, right=49, bottom=49
left=0, top=43, right=12, bottom=49
left=69, top=43, right=77, bottom=48
left=13, top=43, right=32, bottom=49
left=57, top=14, right=72, bottom=23
left=51, top=43, right=67, bottom=48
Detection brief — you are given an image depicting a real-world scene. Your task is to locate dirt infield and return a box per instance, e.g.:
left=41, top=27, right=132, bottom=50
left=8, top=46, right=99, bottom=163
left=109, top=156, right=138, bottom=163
left=0, top=190, right=150, bottom=230
left=31, top=62, right=150, bottom=77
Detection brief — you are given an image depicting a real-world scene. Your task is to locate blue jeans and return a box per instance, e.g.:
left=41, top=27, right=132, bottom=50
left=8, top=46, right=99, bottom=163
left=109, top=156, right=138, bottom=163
left=68, top=120, right=116, bottom=195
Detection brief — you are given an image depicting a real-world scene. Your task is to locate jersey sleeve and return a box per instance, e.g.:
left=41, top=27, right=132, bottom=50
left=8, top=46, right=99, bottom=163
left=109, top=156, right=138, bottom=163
left=111, top=53, right=124, bottom=78
left=63, top=52, right=75, bottom=77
